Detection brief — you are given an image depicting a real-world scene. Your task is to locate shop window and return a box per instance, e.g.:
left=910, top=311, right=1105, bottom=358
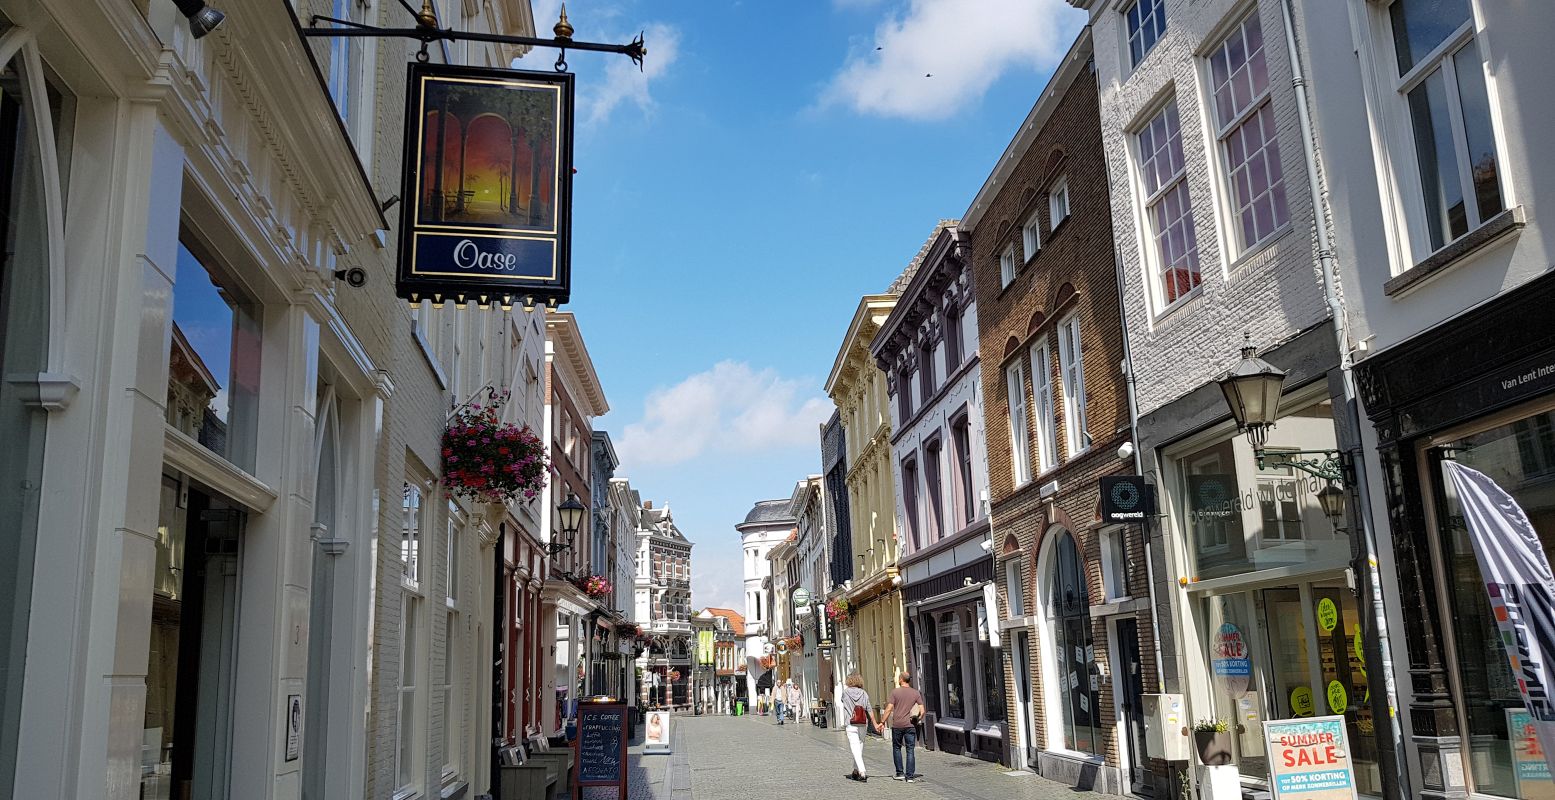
left=1046, top=529, right=1100, bottom=754
left=169, top=239, right=263, bottom=473
left=980, top=638, right=1005, bottom=723
left=1174, top=396, right=1345, bottom=580
left=1430, top=407, right=1555, bottom=799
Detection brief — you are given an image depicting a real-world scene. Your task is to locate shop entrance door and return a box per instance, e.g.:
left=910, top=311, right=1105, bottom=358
left=142, top=479, right=244, bottom=800
left=1013, top=630, right=1035, bottom=769
left=1113, top=618, right=1149, bottom=794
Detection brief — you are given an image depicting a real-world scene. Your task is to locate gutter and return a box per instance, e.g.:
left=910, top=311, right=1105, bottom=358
left=1278, top=1, right=1408, bottom=795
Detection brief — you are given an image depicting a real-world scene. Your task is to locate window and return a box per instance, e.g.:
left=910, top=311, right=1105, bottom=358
left=1125, top=0, right=1167, bottom=67
left=944, top=308, right=962, bottom=372
left=1006, top=361, right=1032, bottom=485
left=402, top=483, right=423, bottom=584
left=980, top=638, right=1006, bottom=722
left=1136, top=100, right=1202, bottom=306
left=1031, top=339, right=1058, bottom=473
left=918, top=339, right=936, bottom=402
left=170, top=239, right=263, bottom=472
left=1022, top=210, right=1041, bottom=258
left=1057, top=315, right=1090, bottom=456
left=902, top=457, right=921, bottom=550
left=952, top=417, right=976, bottom=529
left=1048, top=177, right=1070, bottom=227
left=442, top=611, right=461, bottom=779
left=1000, top=243, right=1017, bottom=288
left=896, top=367, right=913, bottom=423
left=1387, top=0, right=1503, bottom=253
left=1047, top=530, right=1100, bottom=753
left=924, top=438, right=944, bottom=542
left=1208, top=12, right=1289, bottom=251
left=1100, top=527, right=1133, bottom=602
left=397, top=596, right=423, bottom=793
left=1005, top=559, right=1026, bottom=618
left=446, top=501, right=459, bottom=602
left=1256, top=453, right=1306, bottom=541
left=327, top=0, right=363, bottom=125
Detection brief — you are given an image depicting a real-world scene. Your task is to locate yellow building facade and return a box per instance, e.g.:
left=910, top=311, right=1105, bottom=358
left=826, top=296, right=907, bottom=704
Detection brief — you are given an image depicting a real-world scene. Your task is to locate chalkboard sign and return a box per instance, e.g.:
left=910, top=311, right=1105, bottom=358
left=574, top=703, right=628, bottom=800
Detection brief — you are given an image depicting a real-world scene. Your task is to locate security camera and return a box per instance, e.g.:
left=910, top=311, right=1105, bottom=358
left=333, top=267, right=368, bottom=288
left=1117, top=441, right=1135, bottom=462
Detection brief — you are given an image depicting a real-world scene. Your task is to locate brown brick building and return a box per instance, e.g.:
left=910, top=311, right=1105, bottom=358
left=961, top=32, right=1160, bottom=794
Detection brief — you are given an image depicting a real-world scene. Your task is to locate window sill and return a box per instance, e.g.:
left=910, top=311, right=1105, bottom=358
left=393, top=788, right=423, bottom=800
left=1150, top=285, right=1203, bottom=324
left=1226, top=223, right=1293, bottom=273
left=1384, top=206, right=1525, bottom=297
left=440, top=778, right=468, bottom=800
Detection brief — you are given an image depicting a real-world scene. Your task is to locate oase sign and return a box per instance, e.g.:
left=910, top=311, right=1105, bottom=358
left=396, top=63, right=574, bottom=308
left=1100, top=475, right=1155, bottom=524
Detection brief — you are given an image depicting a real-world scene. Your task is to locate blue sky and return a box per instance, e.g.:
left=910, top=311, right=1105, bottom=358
left=534, top=0, right=1084, bottom=611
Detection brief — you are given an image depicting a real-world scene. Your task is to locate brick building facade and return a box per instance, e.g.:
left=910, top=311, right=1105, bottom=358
left=962, top=32, right=1160, bottom=793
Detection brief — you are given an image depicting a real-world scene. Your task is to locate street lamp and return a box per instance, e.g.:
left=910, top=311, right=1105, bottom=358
left=1216, top=336, right=1346, bottom=484
left=1317, top=481, right=1347, bottom=524
left=545, top=492, right=586, bottom=555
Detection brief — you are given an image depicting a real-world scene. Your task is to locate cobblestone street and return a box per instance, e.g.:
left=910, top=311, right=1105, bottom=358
left=627, top=714, right=1079, bottom=800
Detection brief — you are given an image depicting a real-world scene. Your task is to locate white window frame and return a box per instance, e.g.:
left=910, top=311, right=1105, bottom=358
left=1006, top=360, right=1033, bottom=486
left=1022, top=210, right=1041, bottom=259
left=1124, top=0, right=1168, bottom=69
left=1099, top=526, right=1130, bottom=603
left=396, top=593, right=425, bottom=798
left=1376, top=0, right=1507, bottom=263
left=1133, top=99, right=1202, bottom=312
left=1030, top=338, right=1057, bottom=473
left=1206, top=11, right=1289, bottom=254
left=402, top=480, right=427, bottom=587
left=999, top=243, right=1018, bottom=288
left=1057, top=315, right=1090, bottom=457
left=441, top=609, right=462, bottom=783
left=1005, top=558, right=1026, bottom=619
left=1048, top=177, right=1071, bottom=228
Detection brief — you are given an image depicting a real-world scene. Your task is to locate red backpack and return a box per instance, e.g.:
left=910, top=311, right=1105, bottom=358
left=850, top=700, right=867, bottom=725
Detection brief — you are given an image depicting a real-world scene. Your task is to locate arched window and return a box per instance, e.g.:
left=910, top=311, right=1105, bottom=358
left=1045, top=529, right=1101, bottom=754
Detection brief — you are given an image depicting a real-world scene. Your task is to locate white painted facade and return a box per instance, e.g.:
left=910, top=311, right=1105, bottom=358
left=735, top=500, right=794, bottom=702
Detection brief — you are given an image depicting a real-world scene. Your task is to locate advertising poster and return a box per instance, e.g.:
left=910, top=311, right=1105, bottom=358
left=1265, top=716, right=1357, bottom=800
left=643, top=710, right=672, bottom=755
left=1212, top=622, right=1252, bottom=696
left=1509, top=709, right=1555, bottom=800
left=396, top=63, right=574, bottom=307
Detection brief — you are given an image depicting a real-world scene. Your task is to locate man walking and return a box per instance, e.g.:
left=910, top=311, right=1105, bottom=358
left=878, top=672, right=924, bottom=782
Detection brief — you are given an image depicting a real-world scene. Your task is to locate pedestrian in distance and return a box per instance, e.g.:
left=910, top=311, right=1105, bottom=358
left=787, top=680, right=802, bottom=725
left=878, top=671, right=925, bottom=782
left=775, top=682, right=786, bottom=725
left=840, top=673, right=881, bottom=782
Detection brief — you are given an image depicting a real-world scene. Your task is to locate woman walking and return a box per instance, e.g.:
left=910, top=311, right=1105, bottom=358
left=839, top=673, right=880, bottom=782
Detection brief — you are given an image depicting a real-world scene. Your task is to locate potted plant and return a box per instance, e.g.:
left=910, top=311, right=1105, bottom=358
left=441, top=390, right=548, bottom=505
left=825, top=597, right=850, bottom=625
left=1192, top=719, right=1233, bottom=766
left=583, top=574, right=612, bottom=598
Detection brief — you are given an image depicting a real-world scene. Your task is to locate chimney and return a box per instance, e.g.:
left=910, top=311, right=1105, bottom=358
left=644, top=501, right=653, bottom=509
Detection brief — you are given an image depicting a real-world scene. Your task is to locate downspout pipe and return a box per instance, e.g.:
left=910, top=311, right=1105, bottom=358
left=1278, top=1, right=1408, bottom=797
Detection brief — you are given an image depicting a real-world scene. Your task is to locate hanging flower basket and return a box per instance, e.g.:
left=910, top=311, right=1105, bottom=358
left=825, top=597, right=850, bottom=624
left=441, top=390, right=549, bottom=505
left=784, top=635, right=803, bottom=651
left=669, top=669, right=682, bottom=682
left=758, top=656, right=775, bottom=670
left=583, top=574, right=612, bottom=598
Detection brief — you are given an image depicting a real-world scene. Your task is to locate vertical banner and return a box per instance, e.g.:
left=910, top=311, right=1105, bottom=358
left=397, top=63, right=574, bottom=307
left=697, top=630, right=714, bottom=666
left=1444, top=461, right=1555, bottom=777
left=1265, top=716, right=1358, bottom=800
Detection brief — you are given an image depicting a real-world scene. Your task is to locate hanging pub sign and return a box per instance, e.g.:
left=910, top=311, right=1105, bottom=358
left=396, top=62, right=574, bottom=309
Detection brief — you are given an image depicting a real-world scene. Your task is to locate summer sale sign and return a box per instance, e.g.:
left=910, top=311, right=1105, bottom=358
left=1265, top=716, right=1357, bottom=800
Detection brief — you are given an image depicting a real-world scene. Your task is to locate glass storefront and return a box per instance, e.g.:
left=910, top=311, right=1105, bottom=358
left=1173, top=392, right=1381, bottom=795
left=1428, top=405, right=1555, bottom=799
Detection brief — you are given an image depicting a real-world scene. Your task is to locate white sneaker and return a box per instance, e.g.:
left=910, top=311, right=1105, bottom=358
left=892, top=775, right=905, bottom=781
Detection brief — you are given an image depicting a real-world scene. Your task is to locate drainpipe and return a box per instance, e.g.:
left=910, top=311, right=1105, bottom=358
left=1278, top=1, right=1408, bottom=796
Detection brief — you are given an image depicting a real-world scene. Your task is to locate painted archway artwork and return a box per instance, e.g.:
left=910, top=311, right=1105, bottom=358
left=419, top=81, right=558, bottom=229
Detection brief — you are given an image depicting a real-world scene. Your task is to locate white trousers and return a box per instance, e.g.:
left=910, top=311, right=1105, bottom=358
left=845, top=724, right=867, bottom=776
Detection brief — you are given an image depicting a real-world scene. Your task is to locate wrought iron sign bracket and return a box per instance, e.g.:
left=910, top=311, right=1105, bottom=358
left=1252, top=447, right=1350, bottom=485
left=300, top=4, right=646, bottom=71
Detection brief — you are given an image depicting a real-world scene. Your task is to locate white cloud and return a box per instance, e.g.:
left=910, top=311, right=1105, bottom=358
left=616, top=361, right=832, bottom=468
left=583, top=22, right=681, bottom=125
left=821, top=0, right=1082, bottom=120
